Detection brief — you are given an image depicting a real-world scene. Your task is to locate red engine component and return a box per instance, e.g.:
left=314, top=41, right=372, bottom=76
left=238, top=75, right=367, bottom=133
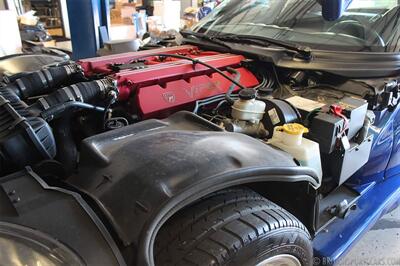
left=78, top=45, right=259, bottom=118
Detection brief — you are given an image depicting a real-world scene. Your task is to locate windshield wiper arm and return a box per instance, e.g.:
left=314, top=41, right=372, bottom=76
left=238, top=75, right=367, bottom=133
left=180, top=30, right=232, bottom=50
left=180, top=30, right=312, bottom=60
left=214, top=34, right=313, bottom=60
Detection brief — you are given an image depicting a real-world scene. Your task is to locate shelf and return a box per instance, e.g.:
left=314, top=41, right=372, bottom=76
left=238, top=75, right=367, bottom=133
left=46, top=26, right=62, bottom=29
left=38, top=16, right=61, bottom=18
left=27, top=0, right=64, bottom=37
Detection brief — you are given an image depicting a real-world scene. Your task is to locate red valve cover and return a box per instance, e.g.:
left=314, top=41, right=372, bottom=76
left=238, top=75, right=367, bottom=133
left=79, top=45, right=259, bottom=119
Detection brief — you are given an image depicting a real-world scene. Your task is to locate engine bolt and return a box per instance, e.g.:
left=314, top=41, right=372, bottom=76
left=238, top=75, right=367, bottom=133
left=12, top=197, right=20, bottom=203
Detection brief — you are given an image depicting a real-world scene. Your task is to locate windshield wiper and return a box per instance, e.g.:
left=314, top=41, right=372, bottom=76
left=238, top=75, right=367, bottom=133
left=180, top=30, right=232, bottom=50
left=213, top=34, right=313, bottom=60
left=180, top=30, right=312, bottom=60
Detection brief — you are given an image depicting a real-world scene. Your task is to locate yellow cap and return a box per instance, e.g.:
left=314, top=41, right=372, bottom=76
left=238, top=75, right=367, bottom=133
left=277, top=123, right=309, bottom=135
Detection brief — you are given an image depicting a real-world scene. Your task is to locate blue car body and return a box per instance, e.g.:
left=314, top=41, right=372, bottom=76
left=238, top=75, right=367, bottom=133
left=314, top=106, right=400, bottom=263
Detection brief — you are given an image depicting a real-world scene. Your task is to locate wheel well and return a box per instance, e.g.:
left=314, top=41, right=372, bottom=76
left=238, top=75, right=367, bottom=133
left=153, top=186, right=314, bottom=265
left=155, top=181, right=318, bottom=242
left=246, top=181, right=318, bottom=235
left=137, top=179, right=319, bottom=265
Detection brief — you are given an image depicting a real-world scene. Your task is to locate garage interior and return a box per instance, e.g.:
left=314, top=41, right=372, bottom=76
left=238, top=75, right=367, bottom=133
left=0, top=0, right=214, bottom=58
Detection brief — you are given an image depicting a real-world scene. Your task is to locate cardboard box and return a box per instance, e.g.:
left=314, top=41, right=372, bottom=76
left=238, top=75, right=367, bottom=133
left=111, top=9, right=123, bottom=24
left=115, top=0, right=129, bottom=7
left=111, top=1, right=136, bottom=25
left=122, top=17, right=133, bottom=25
left=121, top=5, right=136, bottom=19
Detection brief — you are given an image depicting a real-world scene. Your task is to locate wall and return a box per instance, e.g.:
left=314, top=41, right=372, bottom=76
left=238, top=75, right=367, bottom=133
left=349, top=0, right=399, bottom=8
left=153, top=0, right=181, bottom=31
left=60, top=0, right=71, bottom=38
left=0, top=0, right=6, bottom=10
left=180, top=0, right=198, bottom=16
left=5, top=0, right=17, bottom=14
left=0, top=10, right=22, bottom=56
left=180, top=0, right=191, bottom=16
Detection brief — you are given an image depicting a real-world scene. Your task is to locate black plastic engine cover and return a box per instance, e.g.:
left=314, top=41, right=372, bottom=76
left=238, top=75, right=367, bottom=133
left=0, top=95, right=56, bottom=175
left=0, top=168, right=125, bottom=265
left=0, top=54, right=66, bottom=79
left=68, top=111, right=318, bottom=247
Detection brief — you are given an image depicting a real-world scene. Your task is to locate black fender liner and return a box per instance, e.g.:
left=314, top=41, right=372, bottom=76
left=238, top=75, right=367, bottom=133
left=0, top=167, right=125, bottom=265
left=138, top=167, right=317, bottom=265
left=67, top=112, right=318, bottom=264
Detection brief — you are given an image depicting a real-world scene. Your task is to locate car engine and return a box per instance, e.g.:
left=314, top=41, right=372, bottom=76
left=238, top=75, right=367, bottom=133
left=0, top=45, right=396, bottom=189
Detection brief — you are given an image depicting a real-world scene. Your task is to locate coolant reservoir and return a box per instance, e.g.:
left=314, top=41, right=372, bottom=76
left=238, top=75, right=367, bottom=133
left=269, top=123, right=322, bottom=186
left=232, top=89, right=266, bottom=123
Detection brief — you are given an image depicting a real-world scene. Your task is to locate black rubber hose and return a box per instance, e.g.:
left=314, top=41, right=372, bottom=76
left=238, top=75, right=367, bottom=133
left=225, top=67, right=241, bottom=105
left=0, top=87, right=27, bottom=103
left=28, top=79, right=110, bottom=117
left=41, top=102, right=105, bottom=121
left=133, top=53, right=247, bottom=90
left=52, top=114, right=78, bottom=176
left=1, top=64, right=83, bottom=100
left=192, top=67, right=241, bottom=113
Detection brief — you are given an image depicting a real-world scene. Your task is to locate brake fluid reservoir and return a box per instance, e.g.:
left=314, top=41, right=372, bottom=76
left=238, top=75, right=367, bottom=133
left=232, top=89, right=266, bottom=123
left=269, top=123, right=322, bottom=186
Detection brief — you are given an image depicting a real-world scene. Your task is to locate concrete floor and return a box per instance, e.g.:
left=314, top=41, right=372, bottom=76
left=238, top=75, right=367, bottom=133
left=338, top=207, right=400, bottom=266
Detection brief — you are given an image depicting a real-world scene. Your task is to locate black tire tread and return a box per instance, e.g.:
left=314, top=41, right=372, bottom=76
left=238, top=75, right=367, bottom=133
left=155, top=187, right=310, bottom=266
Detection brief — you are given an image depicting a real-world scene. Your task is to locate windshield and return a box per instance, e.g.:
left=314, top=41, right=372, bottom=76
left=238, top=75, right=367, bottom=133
left=192, top=0, right=400, bottom=53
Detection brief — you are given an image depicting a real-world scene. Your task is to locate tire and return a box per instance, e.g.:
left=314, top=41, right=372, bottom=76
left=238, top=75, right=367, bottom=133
left=155, top=187, right=313, bottom=266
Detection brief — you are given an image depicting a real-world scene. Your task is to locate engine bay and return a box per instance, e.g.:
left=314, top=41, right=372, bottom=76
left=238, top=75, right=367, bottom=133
left=0, top=45, right=399, bottom=191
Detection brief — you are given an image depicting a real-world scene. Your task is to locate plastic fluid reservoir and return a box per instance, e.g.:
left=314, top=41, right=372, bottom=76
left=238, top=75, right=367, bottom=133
left=232, top=89, right=266, bottom=123
left=269, top=123, right=322, bottom=186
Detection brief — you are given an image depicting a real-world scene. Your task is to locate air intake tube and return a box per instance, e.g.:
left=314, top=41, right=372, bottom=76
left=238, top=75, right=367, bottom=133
left=0, top=78, right=116, bottom=176
left=28, top=79, right=114, bottom=120
left=1, top=64, right=84, bottom=100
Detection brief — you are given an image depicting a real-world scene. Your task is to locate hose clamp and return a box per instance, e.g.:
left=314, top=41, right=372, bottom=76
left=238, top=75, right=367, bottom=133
left=37, top=71, right=48, bottom=88
left=96, top=79, right=110, bottom=96
left=62, top=87, right=75, bottom=101
left=16, top=79, right=27, bottom=98
left=64, top=65, right=72, bottom=75
left=43, top=69, right=54, bottom=87
left=70, top=84, right=83, bottom=102
left=38, top=98, right=50, bottom=110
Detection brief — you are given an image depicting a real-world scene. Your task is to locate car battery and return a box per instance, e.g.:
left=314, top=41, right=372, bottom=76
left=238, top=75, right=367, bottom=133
left=324, top=135, right=373, bottom=185
left=286, top=95, right=371, bottom=184
left=308, top=113, right=344, bottom=154
left=337, top=97, right=368, bottom=140
left=287, top=96, right=368, bottom=154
